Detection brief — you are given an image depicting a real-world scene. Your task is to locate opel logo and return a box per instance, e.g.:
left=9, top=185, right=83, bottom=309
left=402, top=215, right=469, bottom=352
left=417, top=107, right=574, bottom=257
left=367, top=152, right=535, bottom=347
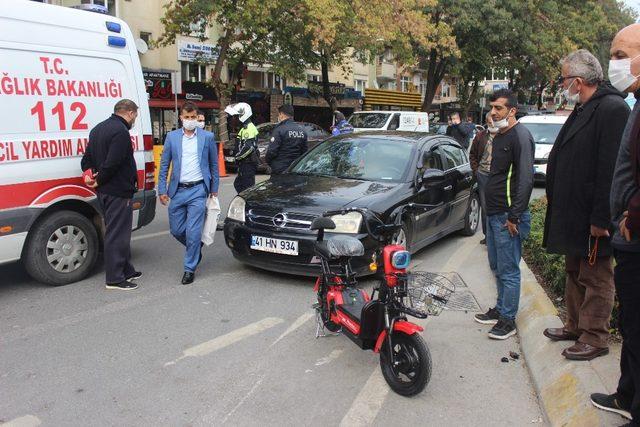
left=273, top=213, right=287, bottom=227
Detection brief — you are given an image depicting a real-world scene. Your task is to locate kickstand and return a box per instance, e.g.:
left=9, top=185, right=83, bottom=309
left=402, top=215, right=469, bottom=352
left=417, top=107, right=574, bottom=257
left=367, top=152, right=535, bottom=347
left=313, top=304, right=340, bottom=338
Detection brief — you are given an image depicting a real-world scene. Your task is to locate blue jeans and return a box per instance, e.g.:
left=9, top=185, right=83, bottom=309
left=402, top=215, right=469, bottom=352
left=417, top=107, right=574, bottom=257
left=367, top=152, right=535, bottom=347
left=169, top=184, right=207, bottom=272
left=486, top=211, right=531, bottom=321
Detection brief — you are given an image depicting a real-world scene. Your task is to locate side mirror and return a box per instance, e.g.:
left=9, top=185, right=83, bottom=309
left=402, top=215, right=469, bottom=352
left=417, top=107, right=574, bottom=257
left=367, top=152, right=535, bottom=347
left=421, top=168, right=445, bottom=188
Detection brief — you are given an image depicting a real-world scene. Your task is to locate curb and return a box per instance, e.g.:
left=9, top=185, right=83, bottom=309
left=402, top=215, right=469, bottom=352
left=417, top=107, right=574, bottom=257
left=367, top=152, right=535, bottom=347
left=516, top=261, right=622, bottom=427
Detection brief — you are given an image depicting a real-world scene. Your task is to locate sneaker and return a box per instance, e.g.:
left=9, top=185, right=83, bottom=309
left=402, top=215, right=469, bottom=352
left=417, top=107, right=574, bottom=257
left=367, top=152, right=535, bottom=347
left=475, top=307, right=500, bottom=325
left=126, top=271, right=143, bottom=281
left=488, top=318, right=517, bottom=340
left=590, top=393, right=632, bottom=420
left=105, top=280, right=138, bottom=291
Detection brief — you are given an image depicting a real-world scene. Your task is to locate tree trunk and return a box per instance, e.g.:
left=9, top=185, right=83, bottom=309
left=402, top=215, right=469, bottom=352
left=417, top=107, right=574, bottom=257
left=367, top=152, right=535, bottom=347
left=320, top=50, right=336, bottom=112
left=421, top=49, right=447, bottom=112
left=211, top=34, right=231, bottom=145
left=462, top=80, right=479, bottom=119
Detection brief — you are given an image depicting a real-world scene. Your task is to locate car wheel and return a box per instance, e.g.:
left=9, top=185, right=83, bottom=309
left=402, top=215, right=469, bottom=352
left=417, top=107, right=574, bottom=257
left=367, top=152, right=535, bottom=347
left=23, top=210, right=99, bottom=286
left=461, top=192, right=480, bottom=236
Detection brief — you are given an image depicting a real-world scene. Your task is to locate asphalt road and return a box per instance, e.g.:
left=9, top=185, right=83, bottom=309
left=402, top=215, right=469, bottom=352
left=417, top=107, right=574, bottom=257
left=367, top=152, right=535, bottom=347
left=0, top=176, right=546, bottom=426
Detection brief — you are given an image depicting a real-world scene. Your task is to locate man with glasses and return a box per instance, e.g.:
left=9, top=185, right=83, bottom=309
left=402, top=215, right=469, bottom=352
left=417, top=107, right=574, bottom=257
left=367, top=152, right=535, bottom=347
left=542, top=49, right=630, bottom=360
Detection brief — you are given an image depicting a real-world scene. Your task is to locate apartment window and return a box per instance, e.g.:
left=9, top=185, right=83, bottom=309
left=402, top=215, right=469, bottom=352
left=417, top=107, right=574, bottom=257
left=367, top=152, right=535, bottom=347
left=401, top=76, right=411, bottom=92
left=140, top=32, right=152, bottom=45
left=307, top=74, right=321, bottom=82
left=440, top=82, right=450, bottom=98
left=181, top=62, right=207, bottom=83
left=419, top=82, right=427, bottom=96
left=354, top=79, right=367, bottom=94
left=80, top=0, right=116, bottom=15
left=383, top=49, right=394, bottom=63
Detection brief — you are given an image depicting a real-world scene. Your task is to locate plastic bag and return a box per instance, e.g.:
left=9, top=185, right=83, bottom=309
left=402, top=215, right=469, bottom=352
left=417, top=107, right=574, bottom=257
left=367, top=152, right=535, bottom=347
left=201, top=196, right=221, bottom=246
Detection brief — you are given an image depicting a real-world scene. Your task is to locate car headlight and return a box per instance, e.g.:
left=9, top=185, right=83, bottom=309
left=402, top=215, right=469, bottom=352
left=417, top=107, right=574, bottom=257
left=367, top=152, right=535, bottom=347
left=227, top=196, right=246, bottom=223
left=329, top=211, right=362, bottom=234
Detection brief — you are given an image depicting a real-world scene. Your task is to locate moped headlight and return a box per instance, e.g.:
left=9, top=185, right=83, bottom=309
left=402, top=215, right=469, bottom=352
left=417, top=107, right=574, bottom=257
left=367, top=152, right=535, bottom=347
left=391, top=250, right=411, bottom=269
left=227, top=196, right=246, bottom=223
left=329, top=211, right=362, bottom=234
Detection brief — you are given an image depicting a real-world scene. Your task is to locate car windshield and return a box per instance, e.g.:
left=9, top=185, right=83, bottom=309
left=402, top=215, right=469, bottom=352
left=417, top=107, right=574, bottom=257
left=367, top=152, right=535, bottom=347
left=290, top=137, right=414, bottom=182
left=520, top=122, right=563, bottom=144
left=348, top=113, right=390, bottom=129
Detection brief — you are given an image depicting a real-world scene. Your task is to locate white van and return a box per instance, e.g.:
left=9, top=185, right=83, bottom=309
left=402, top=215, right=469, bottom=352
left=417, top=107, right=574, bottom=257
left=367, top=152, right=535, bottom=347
left=519, top=114, right=568, bottom=183
left=0, top=1, right=156, bottom=285
left=348, top=111, right=430, bottom=133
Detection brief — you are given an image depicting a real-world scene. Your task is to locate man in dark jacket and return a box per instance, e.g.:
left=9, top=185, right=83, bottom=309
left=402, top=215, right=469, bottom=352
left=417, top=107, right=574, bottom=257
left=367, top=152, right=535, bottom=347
left=266, top=105, right=308, bottom=174
left=473, top=89, right=534, bottom=340
left=469, top=112, right=498, bottom=243
left=590, top=23, right=640, bottom=423
left=81, top=99, right=140, bottom=291
left=446, top=112, right=475, bottom=149
left=542, top=50, right=630, bottom=361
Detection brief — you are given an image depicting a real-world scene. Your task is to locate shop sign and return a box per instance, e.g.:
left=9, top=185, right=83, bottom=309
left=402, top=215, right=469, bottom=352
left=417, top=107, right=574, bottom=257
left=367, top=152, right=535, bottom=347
left=307, top=81, right=346, bottom=98
left=177, top=41, right=219, bottom=62
left=143, top=70, right=172, bottom=99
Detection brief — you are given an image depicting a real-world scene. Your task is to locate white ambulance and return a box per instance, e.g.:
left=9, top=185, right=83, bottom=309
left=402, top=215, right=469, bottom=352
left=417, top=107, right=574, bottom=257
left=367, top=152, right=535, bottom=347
left=0, top=1, right=156, bottom=285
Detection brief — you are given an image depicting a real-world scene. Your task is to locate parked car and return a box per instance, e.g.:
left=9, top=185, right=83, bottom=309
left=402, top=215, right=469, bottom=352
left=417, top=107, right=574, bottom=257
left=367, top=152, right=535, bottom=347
left=519, top=114, right=567, bottom=183
left=224, top=121, right=330, bottom=173
left=223, top=131, right=479, bottom=276
left=348, top=111, right=430, bottom=133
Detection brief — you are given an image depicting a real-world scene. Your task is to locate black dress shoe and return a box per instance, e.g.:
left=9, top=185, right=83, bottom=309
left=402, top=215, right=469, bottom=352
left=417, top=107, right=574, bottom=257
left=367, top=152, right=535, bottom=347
left=181, top=272, right=195, bottom=285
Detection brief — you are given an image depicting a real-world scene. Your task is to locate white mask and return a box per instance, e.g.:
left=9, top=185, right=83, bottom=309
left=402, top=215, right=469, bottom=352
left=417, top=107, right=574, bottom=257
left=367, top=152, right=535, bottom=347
left=493, top=117, right=509, bottom=129
left=183, top=119, right=198, bottom=131
left=609, top=55, right=640, bottom=92
left=487, top=126, right=500, bottom=134
left=196, top=121, right=205, bottom=129
left=563, top=79, right=580, bottom=103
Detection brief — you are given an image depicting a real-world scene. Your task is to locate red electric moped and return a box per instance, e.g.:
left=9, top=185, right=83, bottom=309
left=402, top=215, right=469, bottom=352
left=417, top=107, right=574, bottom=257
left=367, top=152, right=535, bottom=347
left=311, top=204, right=455, bottom=396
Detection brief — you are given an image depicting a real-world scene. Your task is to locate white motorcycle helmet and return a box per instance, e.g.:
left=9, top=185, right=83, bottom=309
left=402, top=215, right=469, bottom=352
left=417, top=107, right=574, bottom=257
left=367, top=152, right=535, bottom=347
left=224, top=102, right=252, bottom=123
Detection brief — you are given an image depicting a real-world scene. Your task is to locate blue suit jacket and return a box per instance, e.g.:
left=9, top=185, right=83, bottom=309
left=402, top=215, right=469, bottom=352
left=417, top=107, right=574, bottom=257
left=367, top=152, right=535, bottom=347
left=158, top=128, right=219, bottom=198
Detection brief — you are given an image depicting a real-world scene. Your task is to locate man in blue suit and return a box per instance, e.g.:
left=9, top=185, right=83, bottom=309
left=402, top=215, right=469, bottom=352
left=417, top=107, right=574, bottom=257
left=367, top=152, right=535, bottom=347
left=158, top=102, right=219, bottom=285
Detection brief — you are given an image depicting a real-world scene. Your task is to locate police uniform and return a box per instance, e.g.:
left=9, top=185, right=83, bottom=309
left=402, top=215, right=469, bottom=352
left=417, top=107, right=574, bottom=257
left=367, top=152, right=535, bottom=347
left=233, top=121, right=259, bottom=193
left=265, top=118, right=308, bottom=174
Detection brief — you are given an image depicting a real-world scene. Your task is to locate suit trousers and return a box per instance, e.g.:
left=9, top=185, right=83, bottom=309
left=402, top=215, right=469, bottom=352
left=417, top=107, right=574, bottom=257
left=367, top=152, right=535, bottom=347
left=614, top=250, right=640, bottom=421
left=97, top=193, right=135, bottom=284
left=564, top=255, right=614, bottom=348
left=169, top=184, right=207, bottom=272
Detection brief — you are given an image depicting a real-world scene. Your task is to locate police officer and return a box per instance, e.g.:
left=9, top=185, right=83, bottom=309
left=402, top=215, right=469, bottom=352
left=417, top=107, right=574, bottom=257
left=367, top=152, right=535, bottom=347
left=266, top=105, right=308, bottom=174
left=225, top=102, right=259, bottom=193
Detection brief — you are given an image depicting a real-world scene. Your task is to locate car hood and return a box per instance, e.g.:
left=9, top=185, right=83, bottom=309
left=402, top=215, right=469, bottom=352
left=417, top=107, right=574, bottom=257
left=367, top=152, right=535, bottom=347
left=242, top=174, right=405, bottom=215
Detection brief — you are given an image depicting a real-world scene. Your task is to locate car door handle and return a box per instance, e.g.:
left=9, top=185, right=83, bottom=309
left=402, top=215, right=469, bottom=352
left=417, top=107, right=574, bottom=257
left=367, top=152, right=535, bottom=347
left=444, top=185, right=453, bottom=191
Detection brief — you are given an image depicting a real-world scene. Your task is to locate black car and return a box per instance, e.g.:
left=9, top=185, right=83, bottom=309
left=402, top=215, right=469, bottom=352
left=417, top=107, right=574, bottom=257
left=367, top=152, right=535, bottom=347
left=224, top=121, right=330, bottom=173
left=223, top=131, right=480, bottom=276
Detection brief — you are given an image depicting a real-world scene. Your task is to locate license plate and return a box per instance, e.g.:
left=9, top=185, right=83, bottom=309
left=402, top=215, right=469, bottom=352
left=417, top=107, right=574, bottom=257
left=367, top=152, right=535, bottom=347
left=225, top=156, right=235, bottom=162
left=250, top=235, right=298, bottom=256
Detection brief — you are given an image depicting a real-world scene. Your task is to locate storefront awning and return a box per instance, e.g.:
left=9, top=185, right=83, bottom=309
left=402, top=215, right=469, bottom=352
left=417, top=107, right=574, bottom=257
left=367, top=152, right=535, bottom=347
left=149, top=99, right=221, bottom=109
left=364, top=88, right=422, bottom=109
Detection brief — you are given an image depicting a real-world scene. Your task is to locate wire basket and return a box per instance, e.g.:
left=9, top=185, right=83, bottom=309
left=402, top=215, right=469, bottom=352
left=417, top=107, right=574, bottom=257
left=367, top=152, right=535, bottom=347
left=404, top=272, right=456, bottom=317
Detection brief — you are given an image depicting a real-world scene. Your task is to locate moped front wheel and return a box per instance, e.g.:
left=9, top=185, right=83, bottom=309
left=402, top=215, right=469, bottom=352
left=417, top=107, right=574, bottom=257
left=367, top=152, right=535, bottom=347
left=379, top=332, right=432, bottom=396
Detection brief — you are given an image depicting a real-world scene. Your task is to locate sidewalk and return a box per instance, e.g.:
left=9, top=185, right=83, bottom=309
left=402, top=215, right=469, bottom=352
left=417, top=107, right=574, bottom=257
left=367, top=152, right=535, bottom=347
left=412, top=232, right=624, bottom=427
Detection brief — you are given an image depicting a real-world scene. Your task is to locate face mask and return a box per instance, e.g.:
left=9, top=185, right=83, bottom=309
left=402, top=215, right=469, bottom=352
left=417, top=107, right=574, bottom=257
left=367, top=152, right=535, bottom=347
left=609, top=55, right=640, bottom=92
left=487, top=126, right=500, bottom=134
left=563, top=79, right=580, bottom=103
left=183, top=119, right=198, bottom=131
left=493, top=116, right=509, bottom=129
left=196, top=121, right=205, bottom=129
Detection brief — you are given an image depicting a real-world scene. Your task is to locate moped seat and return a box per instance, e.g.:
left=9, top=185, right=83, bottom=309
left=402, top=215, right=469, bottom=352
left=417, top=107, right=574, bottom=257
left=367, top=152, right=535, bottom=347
left=314, top=235, right=365, bottom=260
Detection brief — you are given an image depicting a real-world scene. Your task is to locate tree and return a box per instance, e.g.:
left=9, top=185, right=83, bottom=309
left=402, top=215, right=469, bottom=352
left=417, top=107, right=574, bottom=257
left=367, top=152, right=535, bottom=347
left=297, top=0, right=439, bottom=111
left=156, top=0, right=314, bottom=142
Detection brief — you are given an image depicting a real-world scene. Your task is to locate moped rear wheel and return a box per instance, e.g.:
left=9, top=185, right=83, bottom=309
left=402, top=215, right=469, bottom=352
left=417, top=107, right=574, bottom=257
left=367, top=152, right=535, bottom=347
left=380, top=332, right=431, bottom=396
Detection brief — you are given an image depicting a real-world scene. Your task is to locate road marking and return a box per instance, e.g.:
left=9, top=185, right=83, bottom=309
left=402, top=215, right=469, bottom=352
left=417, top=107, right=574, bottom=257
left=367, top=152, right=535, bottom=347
left=442, top=236, right=478, bottom=271
left=219, top=374, right=265, bottom=425
left=270, top=312, right=314, bottom=347
left=315, top=349, right=344, bottom=366
left=165, top=317, right=284, bottom=366
left=131, top=230, right=170, bottom=241
left=339, top=368, right=389, bottom=426
left=1, top=415, right=42, bottom=427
